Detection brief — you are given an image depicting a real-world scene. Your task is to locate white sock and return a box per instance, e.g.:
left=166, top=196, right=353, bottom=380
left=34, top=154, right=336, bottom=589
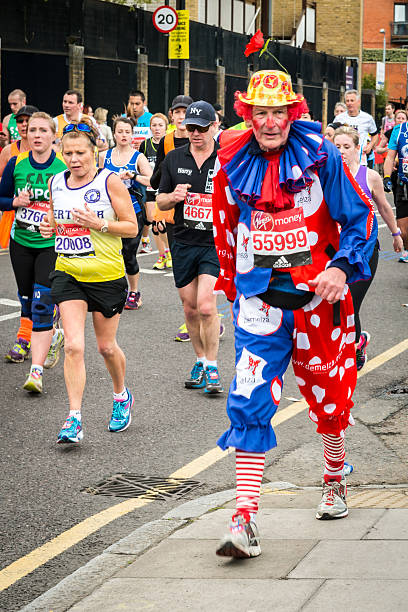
left=69, top=410, right=81, bottom=420
left=198, top=356, right=206, bottom=367
left=206, top=360, right=217, bottom=368
left=114, top=388, right=128, bottom=401
left=31, top=364, right=43, bottom=374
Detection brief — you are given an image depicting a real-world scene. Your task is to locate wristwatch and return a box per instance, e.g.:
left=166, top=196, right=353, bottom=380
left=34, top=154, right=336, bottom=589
left=100, top=220, right=109, bottom=233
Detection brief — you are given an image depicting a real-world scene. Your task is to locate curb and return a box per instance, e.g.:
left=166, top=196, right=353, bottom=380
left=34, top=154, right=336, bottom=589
left=19, top=488, right=237, bottom=612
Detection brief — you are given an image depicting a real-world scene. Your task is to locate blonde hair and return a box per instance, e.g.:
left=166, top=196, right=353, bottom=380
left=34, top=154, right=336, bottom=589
left=150, top=113, right=168, bottom=128
left=61, top=117, right=98, bottom=149
left=333, top=125, right=360, bottom=147
left=94, top=107, right=108, bottom=123
left=28, top=112, right=56, bottom=134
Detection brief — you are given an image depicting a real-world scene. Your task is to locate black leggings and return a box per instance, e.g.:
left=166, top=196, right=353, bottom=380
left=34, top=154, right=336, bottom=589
left=349, top=242, right=379, bottom=340
left=122, top=211, right=144, bottom=275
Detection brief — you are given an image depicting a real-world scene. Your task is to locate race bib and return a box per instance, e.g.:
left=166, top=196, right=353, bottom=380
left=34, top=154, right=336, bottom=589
left=402, top=157, right=408, bottom=175
left=250, top=208, right=312, bottom=269
left=55, top=224, right=96, bottom=257
left=183, top=192, right=213, bottom=231
left=16, top=201, right=49, bottom=232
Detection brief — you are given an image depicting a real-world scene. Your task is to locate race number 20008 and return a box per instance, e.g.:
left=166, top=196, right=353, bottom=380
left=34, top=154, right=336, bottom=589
left=55, top=224, right=96, bottom=257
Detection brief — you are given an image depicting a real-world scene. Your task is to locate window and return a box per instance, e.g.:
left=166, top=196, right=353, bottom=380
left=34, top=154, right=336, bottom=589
left=394, top=3, right=408, bottom=22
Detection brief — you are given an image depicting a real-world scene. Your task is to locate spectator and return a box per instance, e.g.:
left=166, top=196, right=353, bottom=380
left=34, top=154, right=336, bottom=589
left=94, top=107, right=114, bottom=148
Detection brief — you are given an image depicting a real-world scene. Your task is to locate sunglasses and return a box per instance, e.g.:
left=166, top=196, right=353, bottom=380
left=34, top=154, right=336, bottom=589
left=62, top=123, right=97, bottom=144
left=186, top=123, right=211, bottom=133
left=16, top=117, right=29, bottom=124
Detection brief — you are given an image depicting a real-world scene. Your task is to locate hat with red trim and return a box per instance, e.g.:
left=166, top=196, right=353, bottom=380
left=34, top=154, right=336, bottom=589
left=238, top=70, right=302, bottom=107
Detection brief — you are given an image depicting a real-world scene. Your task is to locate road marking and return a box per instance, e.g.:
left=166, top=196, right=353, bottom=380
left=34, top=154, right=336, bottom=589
left=0, top=312, right=20, bottom=322
left=1, top=337, right=408, bottom=592
left=0, top=299, right=20, bottom=307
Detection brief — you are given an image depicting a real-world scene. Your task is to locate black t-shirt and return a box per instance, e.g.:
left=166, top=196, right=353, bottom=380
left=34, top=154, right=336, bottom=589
left=158, top=141, right=220, bottom=246
left=139, top=137, right=160, bottom=202
left=150, top=134, right=190, bottom=190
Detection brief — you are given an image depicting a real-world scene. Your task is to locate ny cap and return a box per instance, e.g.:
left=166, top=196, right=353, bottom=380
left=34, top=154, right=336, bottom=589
left=183, top=101, right=216, bottom=127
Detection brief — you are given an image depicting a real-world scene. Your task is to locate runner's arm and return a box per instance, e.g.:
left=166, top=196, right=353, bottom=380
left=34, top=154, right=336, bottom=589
left=101, top=173, right=139, bottom=237
left=368, top=169, right=403, bottom=252
left=0, top=144, right=12, bottom=179
left=150, top=137, right=165, bottom=190
left=39, top=180, right=56, bottom=239
left=133, top=152, right=153, bottom=187
left=0, top=157, right=20, bottom=210
left=2, top=115, right=11, bottom=145
left=383, top=149, right=397, bottom=177
left=212, top=164, right=241, bottom=302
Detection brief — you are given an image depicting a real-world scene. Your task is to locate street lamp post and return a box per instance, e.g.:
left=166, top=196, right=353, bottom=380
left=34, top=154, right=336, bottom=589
left=379, top=28, right=386, bottom=89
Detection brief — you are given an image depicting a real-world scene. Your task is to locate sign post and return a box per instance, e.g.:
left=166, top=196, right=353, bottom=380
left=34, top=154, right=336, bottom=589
left=152, top=6, right=179, bottom=117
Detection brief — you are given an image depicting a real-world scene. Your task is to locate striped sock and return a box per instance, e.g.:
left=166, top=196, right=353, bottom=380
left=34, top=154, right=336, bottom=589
left=17, top=317, right=33, bottom=343
left=322, top=433, right=345, bottom=483
left=235, top=449, right=265, bottom=515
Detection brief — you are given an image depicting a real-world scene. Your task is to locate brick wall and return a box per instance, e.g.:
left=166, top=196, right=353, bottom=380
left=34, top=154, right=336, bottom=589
left=314, top=0, right=361, bottom=56
left=363, top=0, right=395, bottom=49
left=271, top=0, right=303, bottom=39
left=363, top=62, right=408, bottom=101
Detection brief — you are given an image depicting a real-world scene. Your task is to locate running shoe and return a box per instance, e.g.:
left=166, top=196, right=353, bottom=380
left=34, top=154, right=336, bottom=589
left=109, top=389, right=133, bottom=432
left=44, top=329, right=64, bottom=369
left=165, top=251, right=173, bottom=269
left=57, top=416, right=83, bottom=444
left=185, top=361, right=206, bottom=389
left=153, top=255, right=167, bottom=270
left=316, top=478, right=348, bottom=520
left=399, top=251, right=408, bottom=263
left=124, top=291, right=142, bottom=310
left=139, top=239, right=152, bottom=254
left=356, top=331, right=370, bottom=371
left=174, top=323, right=190, bottom=342
left=5, top=338, right=31, bottom=363
left=23, top=367, right=43, bottom=393
left=204, top=365, right=224, bottom=394
left=216, top=511, right=261, bottom=558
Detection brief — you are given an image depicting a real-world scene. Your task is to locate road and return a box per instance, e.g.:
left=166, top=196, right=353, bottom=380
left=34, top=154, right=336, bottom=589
left=1, top=210, right=408, bottom=610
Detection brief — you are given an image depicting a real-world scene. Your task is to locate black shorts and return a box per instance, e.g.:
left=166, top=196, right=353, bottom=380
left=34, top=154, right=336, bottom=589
left=171, top=241, right=220, bottom=289
left=395, top=182, right=408, bottom=219
left=50, top=270, right=128, bottom=318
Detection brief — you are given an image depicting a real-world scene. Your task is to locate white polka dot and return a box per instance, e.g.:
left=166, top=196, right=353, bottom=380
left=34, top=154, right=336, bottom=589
left=347, top=314, right=355, bottom=328
left=296, top=283, right=310, bottom=291
left=308, top=231, right=318, bottom=246
left=324, top=403, right=336, bottom=414
left=347, top=387, right=352, bottom=399
left=220, top=268, right=225, bottom=276
left=310, top=314, right=320, bottom=327
left=271, top=380, right=282, bottom=403
left=309, top=411, right=318, bottom=422
left=225, top=186, right=236, bottom=205
left=339, top=333, right=346, bottom=350
left=339, top=366, right=345, bottom=380
left=292, top=164, right=302, bottom=179
left=309, top=356, right=322, bottom=365
left=293, top=328, right=297, bottom=339
left=304, top=294, right=323, bottom=312
left=296, top=332, right=310, bottom=350
left=349, top=414, right=355, bottom=426
left=345, top=358, right=355, bottom=369
left=339, top=429, right=345, bottom=439
left=219, top=210, right=226, bottom=224
left=213, top=225, right=217, bottom=237
left=346, top=332, right=356, bottom=345
left=226, top=230, right=235, bottom=247
left=312, top=385, right=325, bottom=403
left=331, top=328, right=341, bottom=341
left=329, top=366, right=338, bottom=378
left=296, top=376, right=306, bottom=386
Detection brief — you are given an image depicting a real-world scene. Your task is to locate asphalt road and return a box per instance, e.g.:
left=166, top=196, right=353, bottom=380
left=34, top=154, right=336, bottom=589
left=1, top=208, right=408, bottom=610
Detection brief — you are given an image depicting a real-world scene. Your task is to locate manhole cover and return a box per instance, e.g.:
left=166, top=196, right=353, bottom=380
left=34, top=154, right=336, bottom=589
left=82, top=473, right=201, bottom=500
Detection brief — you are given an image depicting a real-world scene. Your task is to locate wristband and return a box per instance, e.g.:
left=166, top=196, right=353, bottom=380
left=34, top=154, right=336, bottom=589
left=384, top=175, right=391, bottom=179
left=392, top=229, right=401, bottom=236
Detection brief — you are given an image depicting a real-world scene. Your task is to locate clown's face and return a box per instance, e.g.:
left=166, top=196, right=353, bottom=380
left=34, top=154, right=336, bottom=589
left=251, top=105, right=291, bottom=151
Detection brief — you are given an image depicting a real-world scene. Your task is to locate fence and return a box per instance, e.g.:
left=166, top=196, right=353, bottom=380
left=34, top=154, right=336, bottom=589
left=1, top=0, right=354, bottom=126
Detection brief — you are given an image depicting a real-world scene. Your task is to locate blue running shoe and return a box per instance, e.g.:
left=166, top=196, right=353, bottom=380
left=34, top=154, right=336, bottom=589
left=109, top=389, right=133, bottom=432
left=57, top=416, right=83, bottom=444
left=204, top=365, right=224, bottom=394
left=185, top=361, right=205, bottom=389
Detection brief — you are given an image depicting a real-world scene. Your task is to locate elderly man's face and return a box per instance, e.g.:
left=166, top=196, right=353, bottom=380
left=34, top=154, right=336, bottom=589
left=251, top=105, right=291, bottom=151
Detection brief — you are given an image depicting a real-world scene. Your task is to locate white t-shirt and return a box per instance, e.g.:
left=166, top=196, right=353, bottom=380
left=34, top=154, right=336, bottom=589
left=52, top=113, right=105, bottom=142
left=335, top=110, right=378, bottom=164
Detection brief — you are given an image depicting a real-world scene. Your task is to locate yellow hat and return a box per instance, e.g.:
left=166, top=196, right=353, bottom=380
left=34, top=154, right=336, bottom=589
left=238, top=70, right=302, bottom=107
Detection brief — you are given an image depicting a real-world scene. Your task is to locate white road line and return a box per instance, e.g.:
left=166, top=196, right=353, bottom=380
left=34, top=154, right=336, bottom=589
left=0, top=299, right=20, bottom=306
left=0, top=312, right=20, bottom=322
left=138, top=268, right=167, bottom=275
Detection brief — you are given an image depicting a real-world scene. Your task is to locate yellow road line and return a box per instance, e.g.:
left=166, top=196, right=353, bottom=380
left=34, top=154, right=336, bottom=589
left=1, top=337, right=406, bottom=592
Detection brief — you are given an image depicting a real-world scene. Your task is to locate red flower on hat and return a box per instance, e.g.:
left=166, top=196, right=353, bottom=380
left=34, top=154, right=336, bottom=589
left=244, top=30, right=265, bottom=57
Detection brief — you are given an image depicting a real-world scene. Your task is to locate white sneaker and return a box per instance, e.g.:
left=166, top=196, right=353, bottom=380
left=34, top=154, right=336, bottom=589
left=216, top=511, right=261, bottom=558
left=316, top=478, right=348, bottom=520
left=44, top=329, right=64, bottom=369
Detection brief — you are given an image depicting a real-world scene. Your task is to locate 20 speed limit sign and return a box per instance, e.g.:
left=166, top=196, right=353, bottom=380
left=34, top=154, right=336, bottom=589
left=152, top=6, right=178, bottom=33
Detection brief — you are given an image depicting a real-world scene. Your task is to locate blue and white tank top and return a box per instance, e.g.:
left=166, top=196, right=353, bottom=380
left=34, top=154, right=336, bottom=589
left=104, top=149, right=144, bottom=213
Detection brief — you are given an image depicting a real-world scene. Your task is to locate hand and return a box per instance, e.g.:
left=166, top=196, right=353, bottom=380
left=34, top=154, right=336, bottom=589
left=309, top=267, right=347, bottom=304
left=393, top=235, right=404, bottom=253
left=383, top=176, right=393, bottom=192
left=39, top=218, right=55, bottom=239
left=0, top=132, right=7, bottom=148
left=72, top=203, right=101, bottom=230
left=363, top=144, right=370, bottom=154
left=12, top=190, right=31, bottom=208
left=119, top=170, right=135, bottom=181
left=172, top=183, right=191, bottom=203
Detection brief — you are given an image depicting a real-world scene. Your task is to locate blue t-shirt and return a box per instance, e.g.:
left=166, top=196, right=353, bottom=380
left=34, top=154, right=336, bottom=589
left=103, top=149, right=145, bottom=213
left=388, top=122, right=408, bottom=183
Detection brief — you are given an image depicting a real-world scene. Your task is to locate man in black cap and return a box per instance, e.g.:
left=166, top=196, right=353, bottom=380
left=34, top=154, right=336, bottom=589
left=0, top=106, right=39, bottom=178
left=157, top=101, right=223, bottom=393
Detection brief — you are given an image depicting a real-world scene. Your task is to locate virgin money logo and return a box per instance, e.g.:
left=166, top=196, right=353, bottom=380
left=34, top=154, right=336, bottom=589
left=263, top=74, right=279, bottom=89
left=253, top=211, right=273, bottom=231
left=247, top=356, right=261, bottom=375
left=242, top=236, right=249, bottom=252
left=260, top=302, right=271, bottom=317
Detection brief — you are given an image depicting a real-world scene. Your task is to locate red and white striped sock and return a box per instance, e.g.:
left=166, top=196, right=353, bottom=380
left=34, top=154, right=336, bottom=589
left=235, top=450, right=265, bottom=516
left=322, top=433, right=345, bottom=483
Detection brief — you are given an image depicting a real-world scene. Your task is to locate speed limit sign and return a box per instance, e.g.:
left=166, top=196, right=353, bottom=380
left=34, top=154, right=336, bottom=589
left=152, top=6, right=178, bottom=33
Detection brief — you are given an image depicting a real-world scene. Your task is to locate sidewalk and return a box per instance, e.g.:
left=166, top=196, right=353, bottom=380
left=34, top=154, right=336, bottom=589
left=22, top=482, right=408, bottom=612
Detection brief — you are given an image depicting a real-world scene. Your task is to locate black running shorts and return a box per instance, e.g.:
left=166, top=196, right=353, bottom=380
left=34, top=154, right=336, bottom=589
left=50, top=270, right=128, bottom=318
left=171, top=241, right=220, bottom=289
left=395, top=182, right=408, bottom=219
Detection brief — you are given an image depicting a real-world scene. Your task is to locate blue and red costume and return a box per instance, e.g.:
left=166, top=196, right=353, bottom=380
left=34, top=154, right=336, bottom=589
left=213, top=120, right=378, bottom=453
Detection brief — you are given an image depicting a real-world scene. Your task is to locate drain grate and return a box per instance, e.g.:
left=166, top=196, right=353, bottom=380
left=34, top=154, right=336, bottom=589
left=82, top=473, right=201, bottom=500
left=388, top=386, right=408, bottom=394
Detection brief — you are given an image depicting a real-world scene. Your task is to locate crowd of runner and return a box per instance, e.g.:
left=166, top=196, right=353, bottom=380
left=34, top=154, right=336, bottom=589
left=0, top=67, right=405, bottom=557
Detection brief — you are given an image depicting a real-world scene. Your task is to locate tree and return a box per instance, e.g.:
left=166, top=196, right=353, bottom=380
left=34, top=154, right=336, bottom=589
left=362, top=74, right=388, bottom=124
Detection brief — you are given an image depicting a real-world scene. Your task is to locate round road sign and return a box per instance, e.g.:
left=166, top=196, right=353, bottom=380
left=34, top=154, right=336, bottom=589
left=152, top=6, right=178, bottom=34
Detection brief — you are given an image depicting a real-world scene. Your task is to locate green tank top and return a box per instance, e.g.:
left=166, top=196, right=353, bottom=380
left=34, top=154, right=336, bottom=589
left=7, top=114, right=20, bottom=142
left=11, top=151, right=66, bottom=248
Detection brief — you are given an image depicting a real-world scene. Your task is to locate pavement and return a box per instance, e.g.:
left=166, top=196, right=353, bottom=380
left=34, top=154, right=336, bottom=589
left=21, top=480, right=408, bottom=612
